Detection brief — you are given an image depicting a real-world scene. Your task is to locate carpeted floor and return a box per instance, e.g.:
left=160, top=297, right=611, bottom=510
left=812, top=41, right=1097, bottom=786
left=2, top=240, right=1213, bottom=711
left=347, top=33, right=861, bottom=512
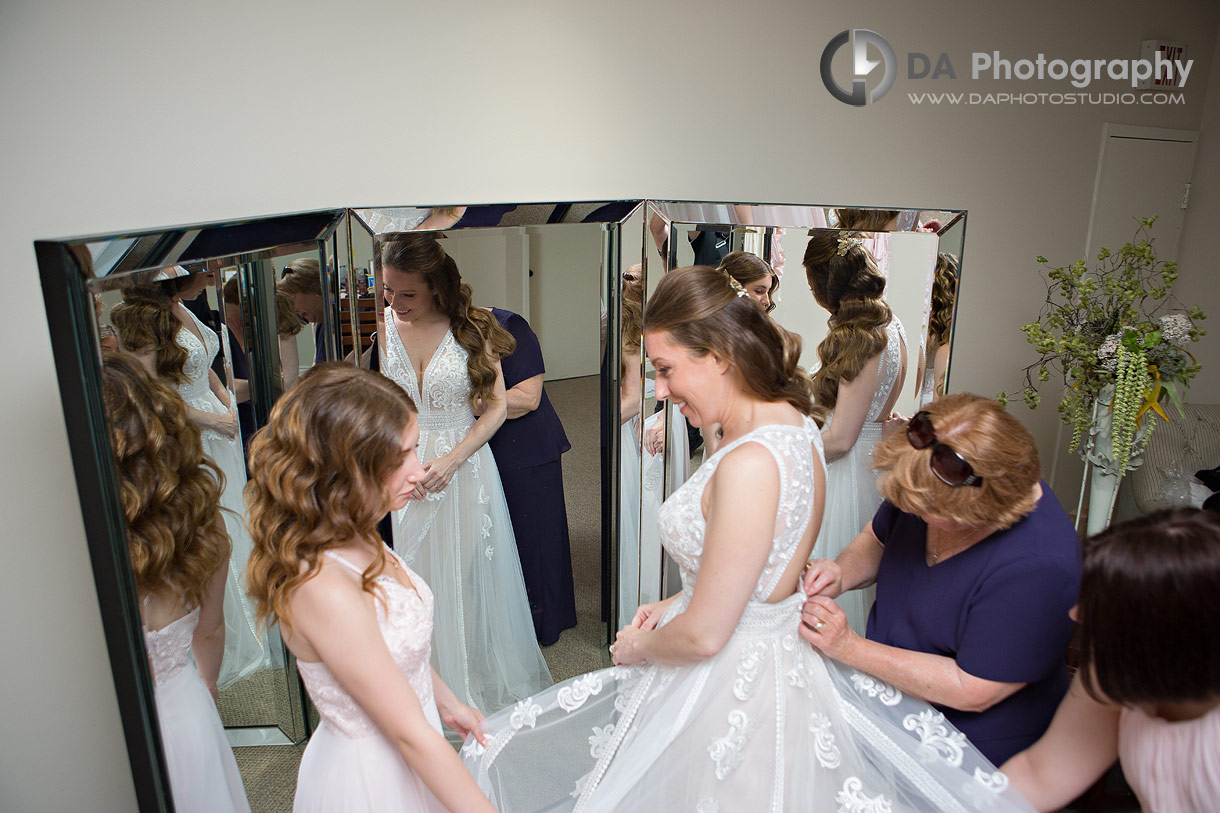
left=225, top=375, right=606, bottom=812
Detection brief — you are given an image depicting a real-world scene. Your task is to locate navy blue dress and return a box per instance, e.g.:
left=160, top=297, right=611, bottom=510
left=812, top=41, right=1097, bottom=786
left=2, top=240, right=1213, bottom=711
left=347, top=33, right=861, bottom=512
left=226, top=328, right=255, bottom=455
left=866, top=484, right=1081, bottom=764
left=488, top=308, right=577, bottom=645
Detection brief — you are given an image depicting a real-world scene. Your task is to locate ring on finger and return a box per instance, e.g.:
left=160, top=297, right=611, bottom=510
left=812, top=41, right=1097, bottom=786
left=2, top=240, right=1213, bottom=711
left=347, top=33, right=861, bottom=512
left=814, top=619, right=826, bottom=631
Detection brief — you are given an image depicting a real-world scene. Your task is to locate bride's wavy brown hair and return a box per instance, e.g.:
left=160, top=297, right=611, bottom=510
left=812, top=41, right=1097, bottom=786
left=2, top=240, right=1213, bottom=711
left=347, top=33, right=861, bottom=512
left=101, top=353, right=229, bottom=609
left=645, top=266, right=813, bottom=416
left=928, top=253, right=959, bottom=345
left=244, top=363, right=418, bottom=632
left=110, top=275, right=197, bottom=384
left=376, top=234, right=516, bottom=408
left=803, top=230, right=893, bottom=424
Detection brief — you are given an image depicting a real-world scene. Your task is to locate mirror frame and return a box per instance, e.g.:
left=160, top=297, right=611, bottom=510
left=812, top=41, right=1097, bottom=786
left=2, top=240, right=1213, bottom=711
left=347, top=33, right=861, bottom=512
left=35, top=199, right=965, bottom=811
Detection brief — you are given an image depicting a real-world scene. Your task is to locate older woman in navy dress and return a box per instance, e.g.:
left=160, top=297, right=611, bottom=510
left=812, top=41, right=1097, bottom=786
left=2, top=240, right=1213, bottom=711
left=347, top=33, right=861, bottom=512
left=487, top=308, right=577, bottom=646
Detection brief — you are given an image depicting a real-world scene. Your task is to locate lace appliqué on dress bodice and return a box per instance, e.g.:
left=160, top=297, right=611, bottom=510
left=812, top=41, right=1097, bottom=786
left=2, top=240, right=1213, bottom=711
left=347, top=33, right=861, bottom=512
left=144, top=607, right=200, bottom=686
left=297, top=551, right=437, bottom=738
left=866, top=317, right=906, bottom=422
left=382, top=310, right=476, bottom=437
left=173, top=308, right=221, bottom=404
left=658, top=418, right=826, bottom=602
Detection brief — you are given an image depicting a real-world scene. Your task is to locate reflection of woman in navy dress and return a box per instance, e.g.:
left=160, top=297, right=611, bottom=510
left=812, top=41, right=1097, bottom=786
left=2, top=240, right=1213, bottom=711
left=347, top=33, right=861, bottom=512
left=488, top=308, right=578, bottom=645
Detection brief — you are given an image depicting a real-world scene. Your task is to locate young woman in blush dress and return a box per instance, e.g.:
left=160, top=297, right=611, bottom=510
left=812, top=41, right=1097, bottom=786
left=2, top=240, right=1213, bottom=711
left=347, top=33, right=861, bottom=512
left=1002, top=508, right=1220, bottom=812
left=101, top=353, right=248, bottom=813
left=244, top=363, right=494, bottom=812
left=377, top=234, right=551, bottom=716
left=804, top=230, right=907, bottom=635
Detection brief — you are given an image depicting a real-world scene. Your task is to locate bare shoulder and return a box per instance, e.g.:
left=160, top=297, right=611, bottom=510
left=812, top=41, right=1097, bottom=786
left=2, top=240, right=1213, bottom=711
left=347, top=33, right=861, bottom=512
left=715, top=442, right=781, bottom=490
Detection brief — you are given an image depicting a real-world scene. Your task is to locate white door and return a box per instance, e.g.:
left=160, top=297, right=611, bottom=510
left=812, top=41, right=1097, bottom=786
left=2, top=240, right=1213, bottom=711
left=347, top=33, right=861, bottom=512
left=1086, top=123, right=1198, bottom=260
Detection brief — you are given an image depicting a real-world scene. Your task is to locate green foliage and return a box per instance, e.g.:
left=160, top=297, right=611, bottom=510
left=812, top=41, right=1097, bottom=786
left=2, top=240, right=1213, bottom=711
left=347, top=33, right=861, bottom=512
left=1004, top=217, right=1204, bottom=470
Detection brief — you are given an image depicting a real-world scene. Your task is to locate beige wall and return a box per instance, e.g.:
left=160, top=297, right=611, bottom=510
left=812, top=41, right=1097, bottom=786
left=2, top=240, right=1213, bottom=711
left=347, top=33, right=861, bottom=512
left=3, top=1, right=1218, bottom=808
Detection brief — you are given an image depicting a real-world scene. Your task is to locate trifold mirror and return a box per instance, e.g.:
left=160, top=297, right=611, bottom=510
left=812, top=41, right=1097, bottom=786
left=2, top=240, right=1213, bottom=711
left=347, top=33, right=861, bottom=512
left=37, top=200, right=965, bottom=811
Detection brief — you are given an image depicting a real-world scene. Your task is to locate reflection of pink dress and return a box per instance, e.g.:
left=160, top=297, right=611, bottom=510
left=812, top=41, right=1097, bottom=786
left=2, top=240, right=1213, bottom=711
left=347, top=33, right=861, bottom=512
left=293, top=550, right=447, bottom=812
left=1118, top=702, right=1220, bottom=811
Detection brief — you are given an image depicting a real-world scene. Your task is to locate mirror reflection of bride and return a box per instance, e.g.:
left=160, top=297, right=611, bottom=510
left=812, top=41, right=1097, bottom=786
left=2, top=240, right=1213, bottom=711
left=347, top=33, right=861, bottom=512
left=111, top=270, right=271, bottom=688
left=101, top=354, right=249, bottom=812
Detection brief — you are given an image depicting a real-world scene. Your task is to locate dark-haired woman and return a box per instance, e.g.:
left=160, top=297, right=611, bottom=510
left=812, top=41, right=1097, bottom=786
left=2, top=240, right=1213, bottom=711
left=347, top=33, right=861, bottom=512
left=101, top=354, right=249, bottom=812
left=1001, top=508, right=1220, bottom=811
left=801, top=393, right=1080, bottom=765
left=112, top=268, right=270, bottom=689
left=461, top=268, right=1030, bottom=812
left=804, top=230, right=907, bottom=635
left=378, top=234, right=551, bottom=717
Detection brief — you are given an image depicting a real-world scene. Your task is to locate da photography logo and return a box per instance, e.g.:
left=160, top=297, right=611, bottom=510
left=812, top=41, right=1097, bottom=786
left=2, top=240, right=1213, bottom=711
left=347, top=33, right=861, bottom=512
left=821, top=29, right=896, bottom=106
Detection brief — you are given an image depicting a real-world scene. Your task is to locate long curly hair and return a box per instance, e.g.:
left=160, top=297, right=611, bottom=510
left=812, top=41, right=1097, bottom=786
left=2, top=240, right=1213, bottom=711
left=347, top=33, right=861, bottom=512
left=928, top=253, right=959, bottom=346
left=376, top=234, right=516, bottom=408
left=716, top=251, right=777, bottom=313
left=110, top=275, right=196, bottom=384
left=621, top=267, right=645, bottom=377
left=645, top=266, right=813, bottom=416
left=834, top=208, right=900, bottom=231
left=101, top=353, right=229, bottom=610
left=804, top=230, right=893, bottom=424
left=244, top=363, right=418, bottom=632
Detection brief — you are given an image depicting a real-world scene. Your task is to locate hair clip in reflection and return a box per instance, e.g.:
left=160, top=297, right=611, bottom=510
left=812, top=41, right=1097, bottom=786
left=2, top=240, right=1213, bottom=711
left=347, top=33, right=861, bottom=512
left=836, top=236, right=863, bottom=256
left=725, top=273, right=749, bottom=298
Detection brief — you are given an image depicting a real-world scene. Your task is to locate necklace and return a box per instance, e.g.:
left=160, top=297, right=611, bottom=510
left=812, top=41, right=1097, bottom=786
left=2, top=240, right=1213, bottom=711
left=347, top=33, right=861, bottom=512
left=926, top=525, right=983, bottom=565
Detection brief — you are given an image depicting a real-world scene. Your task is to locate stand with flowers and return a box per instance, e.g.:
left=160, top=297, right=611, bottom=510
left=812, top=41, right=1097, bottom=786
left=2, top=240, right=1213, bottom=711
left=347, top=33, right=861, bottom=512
left=1000, top=217, right=1205, bottom=534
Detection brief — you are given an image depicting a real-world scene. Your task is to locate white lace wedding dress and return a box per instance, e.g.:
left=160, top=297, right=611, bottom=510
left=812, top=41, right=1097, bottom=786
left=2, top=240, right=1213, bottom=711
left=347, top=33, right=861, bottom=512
left=814, top=317, right=906, bottom=635
left=462, top=417, right=1030, bottom=812
left=144, top=607, right=249, bottom=812
left=174, top=310, right=271, bottom=689
left=382, top=315, right=552, bottom=716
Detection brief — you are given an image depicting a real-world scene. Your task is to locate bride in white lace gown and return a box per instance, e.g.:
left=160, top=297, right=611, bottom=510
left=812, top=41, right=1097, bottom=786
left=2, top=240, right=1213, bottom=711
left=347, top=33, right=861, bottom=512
left=461, top=267, right=1030, bottom=812
left=378, top=235, right=552, bottom=717
left=804, top=232, right=908, bottom=635
left=112, top=271, right=270, bottom=689
left=101, top=354, right=248, bottom=812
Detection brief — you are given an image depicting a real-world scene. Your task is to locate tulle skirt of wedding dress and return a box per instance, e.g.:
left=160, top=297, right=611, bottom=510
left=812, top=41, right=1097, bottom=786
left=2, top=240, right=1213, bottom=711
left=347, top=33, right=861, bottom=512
left=393, top=444, right=552, bottom=716
left=196, top=417, right=273, bottom=689
left=155, top=666, right=249, bottom=813
left=815, top=421, right=885, bottom=635
left=293, top=717, right=447, bottom=813
left=461, top=591, right=1031, bottom=812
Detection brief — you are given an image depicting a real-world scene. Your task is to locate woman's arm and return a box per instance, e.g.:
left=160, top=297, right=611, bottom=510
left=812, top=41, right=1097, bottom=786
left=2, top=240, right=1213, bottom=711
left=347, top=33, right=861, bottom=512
left=620, top=350, right=642, bottom=424
left=291, top=571, right=495, bottom=813
left=933, top=342, right=950, bottom=397
left=613, top=443, right=780, bottom=666
left=505, top=373, right=544, bottom=419
left=279, top=334, right=300, bottom=388
left=1000, top=675, right=1121, bottom=811
left=191, top=515, right=229, bottom=701
left=420, top=347, right=508, bottom=494
left=803, top=521, right=885, bottom=597
left=207, top=367, right=232, bottom=410
left=820, top=354, right=883, bottom=461
left=800, top=596, right=1025, bottom=712
left=430, top=666, right=486, bottom=744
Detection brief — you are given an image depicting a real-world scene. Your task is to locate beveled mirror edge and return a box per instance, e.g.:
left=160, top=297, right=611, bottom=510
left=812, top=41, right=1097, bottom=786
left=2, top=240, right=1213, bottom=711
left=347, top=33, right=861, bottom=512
left=35, top=240, right=172, bottom=813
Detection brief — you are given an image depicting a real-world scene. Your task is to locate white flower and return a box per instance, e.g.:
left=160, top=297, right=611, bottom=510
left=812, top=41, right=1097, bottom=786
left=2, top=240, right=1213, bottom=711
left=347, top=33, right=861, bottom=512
left=1159, top=313, right=1192, bottom=344
left=1097, top=334, right=1121, bottom=371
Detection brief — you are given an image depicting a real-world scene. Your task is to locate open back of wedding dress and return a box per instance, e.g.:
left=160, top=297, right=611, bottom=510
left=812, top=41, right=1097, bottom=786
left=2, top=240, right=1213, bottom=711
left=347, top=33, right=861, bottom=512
left=462, top=417, right=1030, bottom=812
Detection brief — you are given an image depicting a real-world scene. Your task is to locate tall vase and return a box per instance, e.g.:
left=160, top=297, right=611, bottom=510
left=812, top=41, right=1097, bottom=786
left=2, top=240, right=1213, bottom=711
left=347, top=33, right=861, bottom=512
left=1084, top=384, right=1123, bottom=535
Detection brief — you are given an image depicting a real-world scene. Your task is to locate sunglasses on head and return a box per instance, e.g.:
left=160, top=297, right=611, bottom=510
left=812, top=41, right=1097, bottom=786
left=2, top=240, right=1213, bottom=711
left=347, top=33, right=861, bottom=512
left=906, top=411, right=983, bottom=488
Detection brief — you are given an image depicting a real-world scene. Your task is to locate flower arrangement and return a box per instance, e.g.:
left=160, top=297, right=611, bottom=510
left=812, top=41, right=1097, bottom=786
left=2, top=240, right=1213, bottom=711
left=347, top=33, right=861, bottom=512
left=999, top=217, right=1205, bottom=477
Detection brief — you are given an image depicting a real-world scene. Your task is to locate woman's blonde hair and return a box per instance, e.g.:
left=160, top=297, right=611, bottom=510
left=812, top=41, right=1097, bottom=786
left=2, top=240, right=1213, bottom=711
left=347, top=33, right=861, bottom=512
left=645, top=266, right=813, bottom=416
left=223, top=275, right=306, bottom=336
left=110, top=275, right=198, bottom=384
left=873, top=393, right=1041, bottom=530
left=101, top=353, right=229, bottom=609
left=278, top=258, right=322, bottom=298
left=376, top=234, right=516, bottom=408
left=716, top=251, right=777, bottom=313
left=244, top=363, right=417, bottom=632
left=803, top=230, right=892, bottom=424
